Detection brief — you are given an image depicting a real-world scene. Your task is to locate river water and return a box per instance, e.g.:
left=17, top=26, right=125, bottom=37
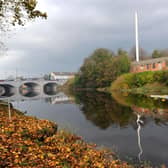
left=2, top=91, right=168, bottom=166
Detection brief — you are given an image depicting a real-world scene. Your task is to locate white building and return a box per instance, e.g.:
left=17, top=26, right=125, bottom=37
left=49, top=72, right=75, bottom=85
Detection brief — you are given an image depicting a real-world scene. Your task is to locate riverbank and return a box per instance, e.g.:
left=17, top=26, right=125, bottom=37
left=0, top=103, right=133, bottom=168
left=110, top=70, right=168, bottom=96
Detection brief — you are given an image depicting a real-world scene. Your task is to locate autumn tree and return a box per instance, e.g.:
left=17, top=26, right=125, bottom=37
left=0, top=0, right=47, bottom=31
left=0, top=0, right=47, bottom=57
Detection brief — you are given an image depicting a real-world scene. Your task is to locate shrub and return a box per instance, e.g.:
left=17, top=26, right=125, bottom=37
left=111, top=70, right=168, bottom=90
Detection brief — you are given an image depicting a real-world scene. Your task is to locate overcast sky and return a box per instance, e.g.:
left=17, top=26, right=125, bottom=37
left=0, top=0, right=168, bottom=78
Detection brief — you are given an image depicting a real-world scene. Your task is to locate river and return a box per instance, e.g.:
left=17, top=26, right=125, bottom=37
left=2, top=90, right=168, bottom=166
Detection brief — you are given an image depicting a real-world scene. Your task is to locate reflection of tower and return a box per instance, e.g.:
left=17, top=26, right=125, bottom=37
left=136, top=114, right=143, bottom=162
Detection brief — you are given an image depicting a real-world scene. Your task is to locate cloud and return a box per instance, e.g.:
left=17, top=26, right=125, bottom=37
left=1, top=0, right=168, bottom=76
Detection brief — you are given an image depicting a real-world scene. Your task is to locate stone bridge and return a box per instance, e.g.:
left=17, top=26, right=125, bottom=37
left=0, top=79, right=62, bottom=99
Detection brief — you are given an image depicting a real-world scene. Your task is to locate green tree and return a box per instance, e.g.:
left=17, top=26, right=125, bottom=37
left=74, top=48, right=131, bottom=88
left=152, top=49, right=161, bottom=58
left=111, top=50, right=131, bottom=81
left=75, top=48, right=114, bottom=88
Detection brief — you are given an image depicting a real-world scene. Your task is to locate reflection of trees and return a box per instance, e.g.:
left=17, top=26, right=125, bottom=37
left=126, top=94, right=168, bottom=109
left=74, top=91, right=168, bottom=130
left=112, top=92, right=168, bottom=126
left=112, top=92, right=168, bottom=109
left=74, top=91, right=135, bottom=129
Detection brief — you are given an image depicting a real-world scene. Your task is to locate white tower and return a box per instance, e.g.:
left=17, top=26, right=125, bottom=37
left=135, top=11, right=140, bottom=62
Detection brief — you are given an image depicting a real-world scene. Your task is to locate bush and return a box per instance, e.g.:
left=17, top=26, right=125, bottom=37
left=131, top=71, right=155, bottom=87
left=111, top=70, right=168, bottom=90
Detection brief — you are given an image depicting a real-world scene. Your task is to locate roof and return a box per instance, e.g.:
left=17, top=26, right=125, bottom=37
left=131, top=57, right=168, bottom=65
left=51, top=72, right=76, bottom=76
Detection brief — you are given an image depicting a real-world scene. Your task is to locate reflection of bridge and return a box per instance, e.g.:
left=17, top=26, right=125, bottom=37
left=45, top=93, right=74, bottom=104
left=0, top=90, right=73, bottom=105
left=0, top=78, right=63, bottom=98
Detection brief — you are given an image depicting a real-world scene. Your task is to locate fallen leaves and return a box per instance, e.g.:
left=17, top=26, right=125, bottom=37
left=0, top=104, right=132, bottom=168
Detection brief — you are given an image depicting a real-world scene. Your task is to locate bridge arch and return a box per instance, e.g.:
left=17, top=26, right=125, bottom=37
left=19, top=82, right=41, bottom=97
left=0, top=84, right=15, bottom=97
left=43, top=82, right=58, bottom=95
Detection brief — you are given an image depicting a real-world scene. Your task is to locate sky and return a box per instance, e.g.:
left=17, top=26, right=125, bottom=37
left=0, top=0, right=168, bottom=78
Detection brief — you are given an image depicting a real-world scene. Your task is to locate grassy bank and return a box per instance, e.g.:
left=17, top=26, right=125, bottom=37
left=0, top=103, right=133, bottom=168
left=110, top=70, right=168, bottom=96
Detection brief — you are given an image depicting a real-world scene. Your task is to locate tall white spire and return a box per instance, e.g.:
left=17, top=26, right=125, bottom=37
left=135, top=11, right=140, bottom=62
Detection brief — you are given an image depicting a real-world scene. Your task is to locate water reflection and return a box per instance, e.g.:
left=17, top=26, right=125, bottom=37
left=112, top=92, right=168, bottom=124
left=74, top=91, right=135, bottom=129
left=0, top=90, right=73, bottom=105
left=1, top=89, right=168, bottom=166
left=71, top=91, right=168, bottom=165
left=73, top=91, right=168, bottom=129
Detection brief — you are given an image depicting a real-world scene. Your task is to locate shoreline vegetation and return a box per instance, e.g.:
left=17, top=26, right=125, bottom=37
left=0, top=103, right=133, bottom=168
left=69, top=47, right=168, bottom=93
left=110, top=70, right=168, bottom=96
left=66, top=48, right=168, bottom=97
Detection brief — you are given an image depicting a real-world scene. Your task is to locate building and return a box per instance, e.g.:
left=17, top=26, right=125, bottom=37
left=132, top=12, right=168, bottom=73
left=49, top=72, right=75, bottom=80
left=131, top=57, right=168, bottom=73
left=48, top=72, right=75, bottom=85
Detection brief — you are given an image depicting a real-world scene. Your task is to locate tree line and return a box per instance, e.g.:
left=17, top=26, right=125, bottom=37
left=74, top=48, right=131, bottom=88
left=129, top=47, right=168, bottom=60
left=73, top=47, right=168, bottom=89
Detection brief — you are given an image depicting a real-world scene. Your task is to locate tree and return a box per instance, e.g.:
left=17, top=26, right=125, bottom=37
left=117, top=48, right=128, bottom=56
left=75, top=48, right=114, bottom=88
left=151, top=49, right=168, bottom=59
left=152, top=49, right=161, bottom=58
left=0, top=0, right=47, bottom=57
left=0, top=0, right=47, bottom=31
left=74, top=48, right=131, bottom=88
left=111, top=49, right=130, bottom=81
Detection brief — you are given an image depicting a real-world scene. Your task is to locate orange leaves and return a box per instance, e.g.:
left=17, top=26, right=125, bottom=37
left=0, top=105, right=132, bottom=168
